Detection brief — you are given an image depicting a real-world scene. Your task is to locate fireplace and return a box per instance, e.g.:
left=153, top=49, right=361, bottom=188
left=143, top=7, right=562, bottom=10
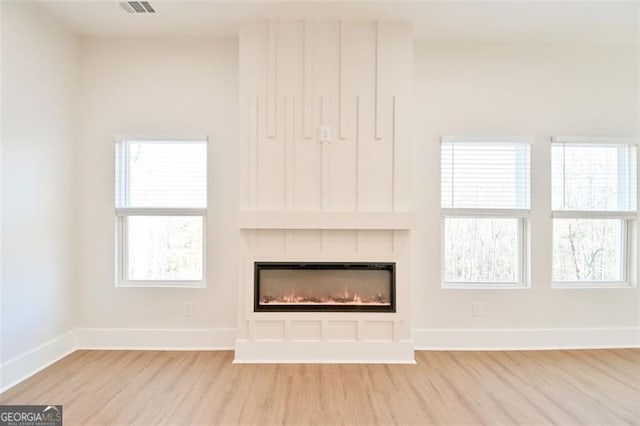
left=254, top=262, right=396, bottom=312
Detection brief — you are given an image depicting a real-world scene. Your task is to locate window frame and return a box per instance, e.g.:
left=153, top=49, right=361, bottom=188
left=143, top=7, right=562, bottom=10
left=441, top=210, right=529, bottom=289
left=440, top=136, right=532, bottom=290
left=114, top=135, right=208, bottom=288
left=551, top=136, right=638, bottom=289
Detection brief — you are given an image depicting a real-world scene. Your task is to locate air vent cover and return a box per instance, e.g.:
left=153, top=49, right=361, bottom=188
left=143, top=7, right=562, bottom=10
left=119, top=1, right=155, bottom=13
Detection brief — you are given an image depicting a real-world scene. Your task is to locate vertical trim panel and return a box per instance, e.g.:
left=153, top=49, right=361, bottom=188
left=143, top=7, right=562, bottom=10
left=283, top=96, right=290, bottom=209
left=320, top=95, right=330, bottom=252
left=238, top=97, right=249, bottom=211
left=283, top=96, right=294, bottom=250
left=285, top=96, right=295, bottom=210
left=320, top=96, right=331, bottom=210
left=355, top=96, right=361, bottom=211
left=355, top=96, right=361, bottom=251
left=303, top=21, right=313, bottom=139
left=267, top=21, right=277, bottom=138
left=374, top=21, right=382, bottom=140
left=339, top=21, right=347, bottom=139
left=391, top=96, right=397, bottom=211
left=250, top=96, right=260, bottom=209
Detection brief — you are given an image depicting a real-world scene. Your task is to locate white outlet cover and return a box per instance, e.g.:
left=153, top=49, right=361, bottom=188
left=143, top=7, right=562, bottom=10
left=318, top=125, right=332, bottom=142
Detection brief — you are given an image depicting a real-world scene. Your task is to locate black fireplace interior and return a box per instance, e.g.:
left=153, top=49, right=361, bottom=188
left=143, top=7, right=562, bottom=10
left=254, top=262, right=396, bottom=312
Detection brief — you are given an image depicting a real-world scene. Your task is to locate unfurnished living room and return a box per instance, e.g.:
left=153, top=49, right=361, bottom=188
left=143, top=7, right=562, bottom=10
left=1, top=0, right=639, bottom=424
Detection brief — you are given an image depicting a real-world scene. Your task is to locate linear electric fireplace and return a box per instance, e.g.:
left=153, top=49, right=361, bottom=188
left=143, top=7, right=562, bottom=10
left=254, top=262, right=396, bottom=312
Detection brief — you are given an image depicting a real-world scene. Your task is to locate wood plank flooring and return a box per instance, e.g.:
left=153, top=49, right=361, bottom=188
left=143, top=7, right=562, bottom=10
left=1, top=349, right=639, bottom=425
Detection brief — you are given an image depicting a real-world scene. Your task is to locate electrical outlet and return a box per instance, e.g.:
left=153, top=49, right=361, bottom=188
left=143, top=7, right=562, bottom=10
left=183, top=301, right=193, bottom=317
left=318, top=125, right=332, bottom=143
left=472, top=301, right=484, bottom=317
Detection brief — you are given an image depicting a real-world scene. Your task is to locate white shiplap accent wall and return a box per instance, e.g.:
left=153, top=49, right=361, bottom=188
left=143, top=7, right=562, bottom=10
left=239, top=21, right=411, bottom=214
left=236, top=21, right=414, bottom=363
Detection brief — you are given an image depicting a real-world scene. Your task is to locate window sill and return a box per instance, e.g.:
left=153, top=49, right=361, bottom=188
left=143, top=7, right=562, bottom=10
left=552, top=282, right=634, bottom=289
left=442, top=283, right=529, bottom=290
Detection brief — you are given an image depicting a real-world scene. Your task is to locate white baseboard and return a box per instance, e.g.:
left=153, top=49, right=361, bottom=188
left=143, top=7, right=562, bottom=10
left=0, top=327, right=236, bottom=394
left=3, top=326, right=638, bottom=394
left=0, top=330, right=77, bottom=394
left=413, top=327, right=640, bottom=350
left=234, top=340, right=416, bottom=364
left=75, top=328, right=237, bottom=350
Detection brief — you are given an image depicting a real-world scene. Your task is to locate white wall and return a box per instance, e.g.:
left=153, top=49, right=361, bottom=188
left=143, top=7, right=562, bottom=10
left=1, top=0, right=78, bottom=378
left=76, top=37, right=238, bottom=334
left=413, top=41, right=639, bottom=344
left=75, top=35, right=639, bottom=349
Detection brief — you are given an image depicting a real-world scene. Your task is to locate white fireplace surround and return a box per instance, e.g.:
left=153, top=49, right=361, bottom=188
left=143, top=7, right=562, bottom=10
left=234, top=227, right=414, bottom=363
left=235, top=212, right=414, bottom=365
left=234, top=21, right=415, bottom=363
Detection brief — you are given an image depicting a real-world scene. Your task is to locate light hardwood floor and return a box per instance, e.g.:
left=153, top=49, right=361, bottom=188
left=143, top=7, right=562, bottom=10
left=1, top=349, right=639, bottom=425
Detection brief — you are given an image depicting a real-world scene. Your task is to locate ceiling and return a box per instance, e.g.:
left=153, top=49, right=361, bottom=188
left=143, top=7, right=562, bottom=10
left=35, top=0, right=640, bottom=46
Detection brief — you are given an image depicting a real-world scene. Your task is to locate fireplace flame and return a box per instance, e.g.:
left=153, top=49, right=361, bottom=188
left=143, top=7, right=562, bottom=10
left=261, top=288, right=388, bottom=306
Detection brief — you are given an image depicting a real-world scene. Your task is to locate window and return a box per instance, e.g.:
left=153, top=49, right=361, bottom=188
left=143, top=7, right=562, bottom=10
left=441, top=137, right=531, bottom=288
left=115, top=138, right=207, bottom=287
left=551, top=137, right=637, bottom=287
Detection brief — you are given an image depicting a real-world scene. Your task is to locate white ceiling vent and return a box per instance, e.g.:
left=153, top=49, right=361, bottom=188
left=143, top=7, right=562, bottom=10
left=119, top=1, right=155, bottom=14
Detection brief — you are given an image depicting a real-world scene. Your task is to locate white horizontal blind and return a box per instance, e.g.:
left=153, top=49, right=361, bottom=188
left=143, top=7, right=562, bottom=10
left=116, top=140, right=207, bottom=209
left=441, top=141, right=531, bottom=210
left=551, top=143, right=637, bottom=212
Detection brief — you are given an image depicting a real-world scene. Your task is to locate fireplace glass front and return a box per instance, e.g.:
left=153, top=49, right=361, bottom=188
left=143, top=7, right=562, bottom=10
left=254, top=262, right=395, bottom=312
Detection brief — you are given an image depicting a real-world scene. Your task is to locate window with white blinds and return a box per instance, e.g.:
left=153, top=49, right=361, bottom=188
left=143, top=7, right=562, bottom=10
left=440, top=138, right=531, bottom=288
left=551, top=137, right=637, bottom=286
left=115, top=138, right=207, bottom=287
left=116, top=140, right=207, bottom=209
left=441, top=141, right=531, bottom=210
